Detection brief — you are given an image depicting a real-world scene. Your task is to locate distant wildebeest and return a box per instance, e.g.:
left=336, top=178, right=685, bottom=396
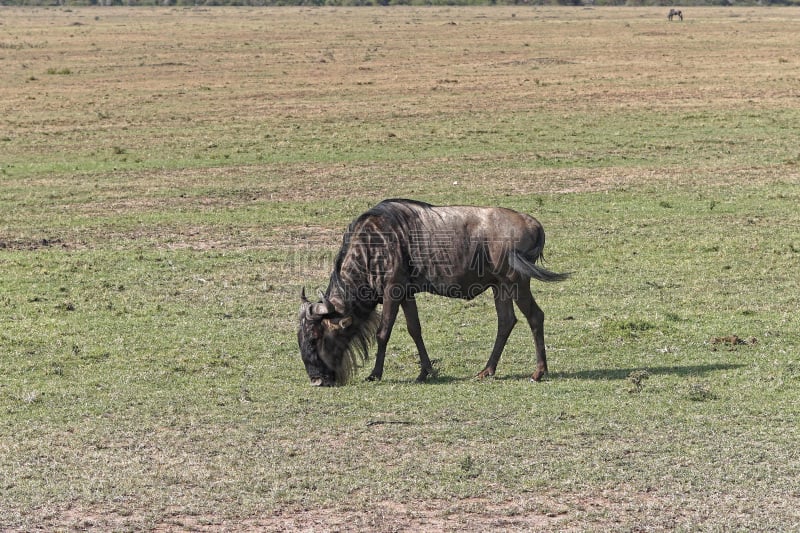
left=668, top=9, right=683, bottom=21
left=298, top=199, right=569, bottom=387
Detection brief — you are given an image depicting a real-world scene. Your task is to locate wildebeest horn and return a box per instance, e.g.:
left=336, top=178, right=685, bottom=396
left=301, top=288, right=335, bottom=318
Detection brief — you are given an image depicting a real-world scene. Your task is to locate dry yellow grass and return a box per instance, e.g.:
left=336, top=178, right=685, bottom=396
left=3, top=6, right=799, bottom=178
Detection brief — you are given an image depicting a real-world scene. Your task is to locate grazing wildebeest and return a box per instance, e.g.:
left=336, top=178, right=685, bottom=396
left=668, top=9, right=683, bottom=21
left=297, top=199, right=569, bottom=387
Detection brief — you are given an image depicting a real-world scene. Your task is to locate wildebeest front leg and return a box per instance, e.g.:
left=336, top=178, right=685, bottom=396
left=400, top=297, right=434, bottom=382
left=477, top=286, right=517, bottom=379
left=514, top=282, right=548, bottom=381
left=366, top=297, right=401, bottom=382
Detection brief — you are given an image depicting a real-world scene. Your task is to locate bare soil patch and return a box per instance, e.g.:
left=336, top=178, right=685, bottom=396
left=37, top=489, right=688, bottom=532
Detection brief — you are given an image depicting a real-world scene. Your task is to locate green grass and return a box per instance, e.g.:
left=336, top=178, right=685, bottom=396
left=2, top=6, right=800, bottom=530
left=3, top=181, right=799, bottom=528
left=5, top=108, right=799, bottom=178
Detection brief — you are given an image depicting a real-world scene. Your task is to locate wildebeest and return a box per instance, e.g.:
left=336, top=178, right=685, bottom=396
left=298, top=199, right=569, bottom=387
left=668, top=9, right=683, bottom=21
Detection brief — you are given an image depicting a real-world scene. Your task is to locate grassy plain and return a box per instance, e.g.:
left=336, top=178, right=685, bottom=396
left=1, top=5, right=800, bottom=530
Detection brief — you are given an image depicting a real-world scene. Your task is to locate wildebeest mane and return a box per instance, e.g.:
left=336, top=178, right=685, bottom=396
left=329, top=199, right=432, bottom=297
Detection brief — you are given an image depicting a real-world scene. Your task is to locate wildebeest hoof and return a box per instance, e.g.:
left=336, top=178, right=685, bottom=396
left=365, top=374, right=382, bottom=382
left=310, top=378, right=324, bottom=387
left=530, top=370, right=547, bottom=382
left=476, top=368, right=495, bottom=379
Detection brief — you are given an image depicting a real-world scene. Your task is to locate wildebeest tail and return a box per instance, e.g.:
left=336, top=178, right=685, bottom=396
left=510, top=249, right=570, bottom=282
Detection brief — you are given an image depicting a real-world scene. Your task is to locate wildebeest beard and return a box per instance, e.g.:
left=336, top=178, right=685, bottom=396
left=297, top=288, right=378, bottom=387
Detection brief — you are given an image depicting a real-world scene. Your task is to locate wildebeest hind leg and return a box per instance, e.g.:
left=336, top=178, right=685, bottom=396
left=477, top=286, right=517, bottom=379
left=401, top=298, right=434, bottom=382
left=514, top=282, right=548, bottom=381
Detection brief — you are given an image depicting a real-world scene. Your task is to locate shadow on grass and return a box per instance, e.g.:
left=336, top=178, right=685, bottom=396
left=375, top=363, right=746, bottom=385
left=552, top=363, right=746, bottom=381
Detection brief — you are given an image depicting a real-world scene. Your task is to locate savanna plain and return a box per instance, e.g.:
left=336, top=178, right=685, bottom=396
left=1, top=5, right=799, bottom=531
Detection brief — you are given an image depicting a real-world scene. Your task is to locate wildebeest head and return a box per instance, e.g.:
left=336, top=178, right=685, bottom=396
left=298, top=288, right=356, bottom=387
